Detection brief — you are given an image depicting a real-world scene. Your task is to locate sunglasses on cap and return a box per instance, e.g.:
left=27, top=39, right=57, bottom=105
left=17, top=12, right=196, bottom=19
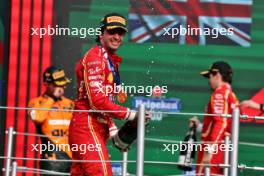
left=106, top=28, right=126, bottom=35
left=209, top=70, right=219, bottom=76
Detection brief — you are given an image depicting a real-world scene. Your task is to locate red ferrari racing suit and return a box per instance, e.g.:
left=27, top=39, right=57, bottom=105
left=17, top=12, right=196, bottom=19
left=196, top=83, right=239, bottom=175
left=69, top=45, right=134, bottom=176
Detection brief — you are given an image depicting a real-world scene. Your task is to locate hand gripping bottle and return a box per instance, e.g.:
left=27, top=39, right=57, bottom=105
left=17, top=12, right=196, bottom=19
left=178, top=125, right=197, bottom=171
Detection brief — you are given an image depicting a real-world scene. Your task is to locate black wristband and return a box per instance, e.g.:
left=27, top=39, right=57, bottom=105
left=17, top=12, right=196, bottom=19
left=260, top=104, right=264, bottom=111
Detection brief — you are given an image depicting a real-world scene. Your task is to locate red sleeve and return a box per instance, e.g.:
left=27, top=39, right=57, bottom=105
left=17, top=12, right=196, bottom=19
left=82, top=48, right=130, bottom=120
left=208, top=90, right=229, bottom=142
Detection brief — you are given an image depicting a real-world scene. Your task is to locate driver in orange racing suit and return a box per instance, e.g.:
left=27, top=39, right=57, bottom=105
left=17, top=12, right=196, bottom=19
left=28, top=66, right=74, bottom=175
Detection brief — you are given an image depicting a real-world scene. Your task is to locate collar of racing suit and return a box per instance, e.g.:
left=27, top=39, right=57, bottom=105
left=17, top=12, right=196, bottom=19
left=98, top=44, right=123, bottom=63
left=215, top=83, right=231, bottom=92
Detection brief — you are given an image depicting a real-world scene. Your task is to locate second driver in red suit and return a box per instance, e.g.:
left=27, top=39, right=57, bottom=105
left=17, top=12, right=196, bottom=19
left=69, top=13, right=149, bottom=176
left=191, top=61, right=239, bottom=175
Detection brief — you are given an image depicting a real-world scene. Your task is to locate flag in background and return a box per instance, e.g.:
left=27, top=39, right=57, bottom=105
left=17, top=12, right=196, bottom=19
left=129, top=0, right=253, bottom=47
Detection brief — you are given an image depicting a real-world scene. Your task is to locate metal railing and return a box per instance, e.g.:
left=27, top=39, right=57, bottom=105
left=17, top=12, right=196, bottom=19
left=2, top=105, right=264, bottom=176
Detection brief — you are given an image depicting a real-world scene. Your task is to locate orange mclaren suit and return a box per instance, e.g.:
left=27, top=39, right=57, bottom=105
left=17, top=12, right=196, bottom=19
left=196, top=83, right=239, bottom=175
left=28, top=95, right=74, bottom=174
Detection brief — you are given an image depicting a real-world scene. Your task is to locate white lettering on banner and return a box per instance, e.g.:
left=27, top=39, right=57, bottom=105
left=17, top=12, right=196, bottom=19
left=152, top=112, right=163, bottom=121
left=134, top=99, right=179, bottom=110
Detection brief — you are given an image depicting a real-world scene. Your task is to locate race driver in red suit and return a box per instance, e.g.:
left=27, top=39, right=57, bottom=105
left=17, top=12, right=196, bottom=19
left=191, top=61, right=239, bottom=175
left=69, top=13, right=143, bottom=176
